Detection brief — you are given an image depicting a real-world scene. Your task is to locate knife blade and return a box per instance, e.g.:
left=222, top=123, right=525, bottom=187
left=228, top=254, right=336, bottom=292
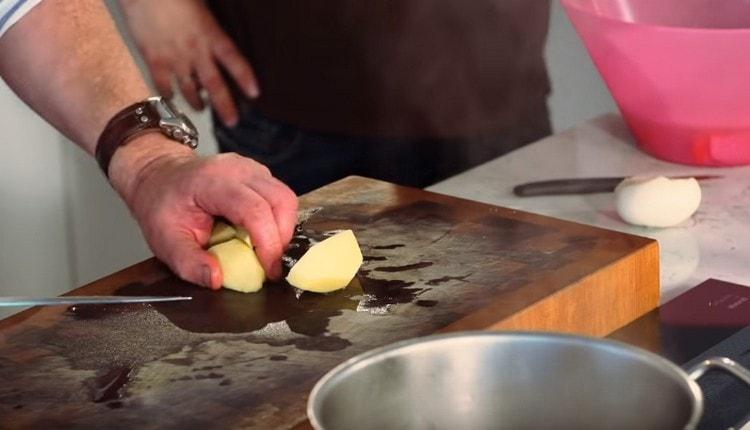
left=0, top=296, right=192, bottom=307
left=513, top=175, right=721, bottom=197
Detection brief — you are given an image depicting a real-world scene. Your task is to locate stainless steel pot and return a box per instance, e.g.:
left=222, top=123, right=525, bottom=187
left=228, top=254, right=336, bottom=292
left=308, top=332, right=750, bottom=430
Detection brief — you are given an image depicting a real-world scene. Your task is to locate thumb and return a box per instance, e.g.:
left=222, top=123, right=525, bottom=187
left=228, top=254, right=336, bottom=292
left=158, top=230, right=222, bottom=290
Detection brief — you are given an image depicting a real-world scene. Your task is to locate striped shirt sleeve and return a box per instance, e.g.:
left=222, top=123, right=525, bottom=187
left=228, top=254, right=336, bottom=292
left=0, top=0, right=44, bottom=38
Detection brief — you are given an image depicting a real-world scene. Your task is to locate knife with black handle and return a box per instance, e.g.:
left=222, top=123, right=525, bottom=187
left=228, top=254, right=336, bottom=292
left=513, top=175, right=721, bottom=197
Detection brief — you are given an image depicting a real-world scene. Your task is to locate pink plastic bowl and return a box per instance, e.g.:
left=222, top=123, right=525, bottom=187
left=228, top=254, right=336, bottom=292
left=562, top=0, right=750, bottom=166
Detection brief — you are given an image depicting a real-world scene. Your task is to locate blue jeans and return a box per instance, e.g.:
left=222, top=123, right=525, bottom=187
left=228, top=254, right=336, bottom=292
left=214, top=107, right=550, bottom=195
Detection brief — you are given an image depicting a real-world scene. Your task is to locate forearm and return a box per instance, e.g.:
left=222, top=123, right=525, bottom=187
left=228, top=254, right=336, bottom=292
left=0, top=0, right=150, bottom=155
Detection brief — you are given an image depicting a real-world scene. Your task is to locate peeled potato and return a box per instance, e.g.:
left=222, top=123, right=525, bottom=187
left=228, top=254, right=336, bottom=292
left=208, top=238, right=265, bottom=293
left=208, top=221, right=237, bottom=246
left=615, top=176, right=701, bottom=228
left=286, top=229, right=363, bottom=293
left=234, top=226, right=253, bottom=247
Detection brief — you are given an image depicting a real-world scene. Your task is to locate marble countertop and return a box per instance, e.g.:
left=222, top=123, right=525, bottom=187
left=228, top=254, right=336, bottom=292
left=429, top=114, right=750, bottom=303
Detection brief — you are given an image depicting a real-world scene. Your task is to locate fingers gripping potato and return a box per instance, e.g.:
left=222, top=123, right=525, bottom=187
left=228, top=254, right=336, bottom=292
left=208, top=238, right=265, bottom=293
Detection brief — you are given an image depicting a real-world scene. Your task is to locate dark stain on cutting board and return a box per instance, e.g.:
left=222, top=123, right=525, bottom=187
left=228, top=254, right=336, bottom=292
left=372, top=262, right=434, bottom=272
left=101, top=272, right=426, bottom=342
left=371, top=244, right=405, bottom=250
left=90, top=366, right=132, bottom=403
left=0, top=176, right=657, bottom=429
left=110, top=280, right=357, bottom=342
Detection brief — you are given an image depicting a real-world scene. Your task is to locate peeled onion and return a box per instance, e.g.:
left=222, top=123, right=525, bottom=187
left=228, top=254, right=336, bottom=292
left=614, top=176, right=701, bottom=228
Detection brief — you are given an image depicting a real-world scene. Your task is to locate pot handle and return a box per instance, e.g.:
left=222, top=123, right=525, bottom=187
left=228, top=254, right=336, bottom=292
left=687, top=357, right=750, bottom=386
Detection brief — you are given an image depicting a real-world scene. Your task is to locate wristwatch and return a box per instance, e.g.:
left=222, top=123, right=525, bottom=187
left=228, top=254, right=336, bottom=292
left=95, top=96, right=199, bottom=177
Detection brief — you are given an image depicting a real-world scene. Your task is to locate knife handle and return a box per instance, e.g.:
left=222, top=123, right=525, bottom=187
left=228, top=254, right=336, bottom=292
left=513, top=178, right=625, bottom=197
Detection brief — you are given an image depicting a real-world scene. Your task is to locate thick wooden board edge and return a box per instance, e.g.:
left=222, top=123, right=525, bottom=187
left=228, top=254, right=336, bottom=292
left=439, top=240, right=660, bottom=337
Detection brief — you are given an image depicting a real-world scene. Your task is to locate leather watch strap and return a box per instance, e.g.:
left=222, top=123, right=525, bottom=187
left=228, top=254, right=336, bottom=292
left=95, top=101, right=162, bottom=177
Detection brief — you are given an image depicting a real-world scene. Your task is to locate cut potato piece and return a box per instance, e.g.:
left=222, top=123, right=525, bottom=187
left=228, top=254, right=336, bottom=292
left=208, top=239, right=265, bottom=293
left=286, top=229, right=363, bottom=293
left=235, top=226, right=253, bottom=247
left=615, top=176, right=701, bottom=228
left=208, top=221, right=237, bottom=246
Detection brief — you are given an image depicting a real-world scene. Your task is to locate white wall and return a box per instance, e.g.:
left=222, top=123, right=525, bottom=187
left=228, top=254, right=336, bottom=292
left=0, top=82, right=73, bottom=318
left=546, top=1, right=618, bottom=131
left=0, top=1, right=617, bottom=309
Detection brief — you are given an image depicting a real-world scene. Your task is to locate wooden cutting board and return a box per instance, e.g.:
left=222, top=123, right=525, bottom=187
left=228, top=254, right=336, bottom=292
left=0, top=176, right=658, bottom=429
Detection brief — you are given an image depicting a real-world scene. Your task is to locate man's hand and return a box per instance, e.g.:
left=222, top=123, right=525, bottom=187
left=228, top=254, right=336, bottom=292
left=119, top=0, right=258, bottom=127
left=109, top=135, right=298, bottom=289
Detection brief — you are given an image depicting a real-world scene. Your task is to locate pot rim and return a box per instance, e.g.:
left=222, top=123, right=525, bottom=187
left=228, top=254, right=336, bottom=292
left=307, top=331, right=703, bottom=430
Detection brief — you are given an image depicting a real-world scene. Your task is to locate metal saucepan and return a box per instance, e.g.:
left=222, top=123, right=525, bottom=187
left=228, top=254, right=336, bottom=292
left=308, top=332, right=750, bottom=430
